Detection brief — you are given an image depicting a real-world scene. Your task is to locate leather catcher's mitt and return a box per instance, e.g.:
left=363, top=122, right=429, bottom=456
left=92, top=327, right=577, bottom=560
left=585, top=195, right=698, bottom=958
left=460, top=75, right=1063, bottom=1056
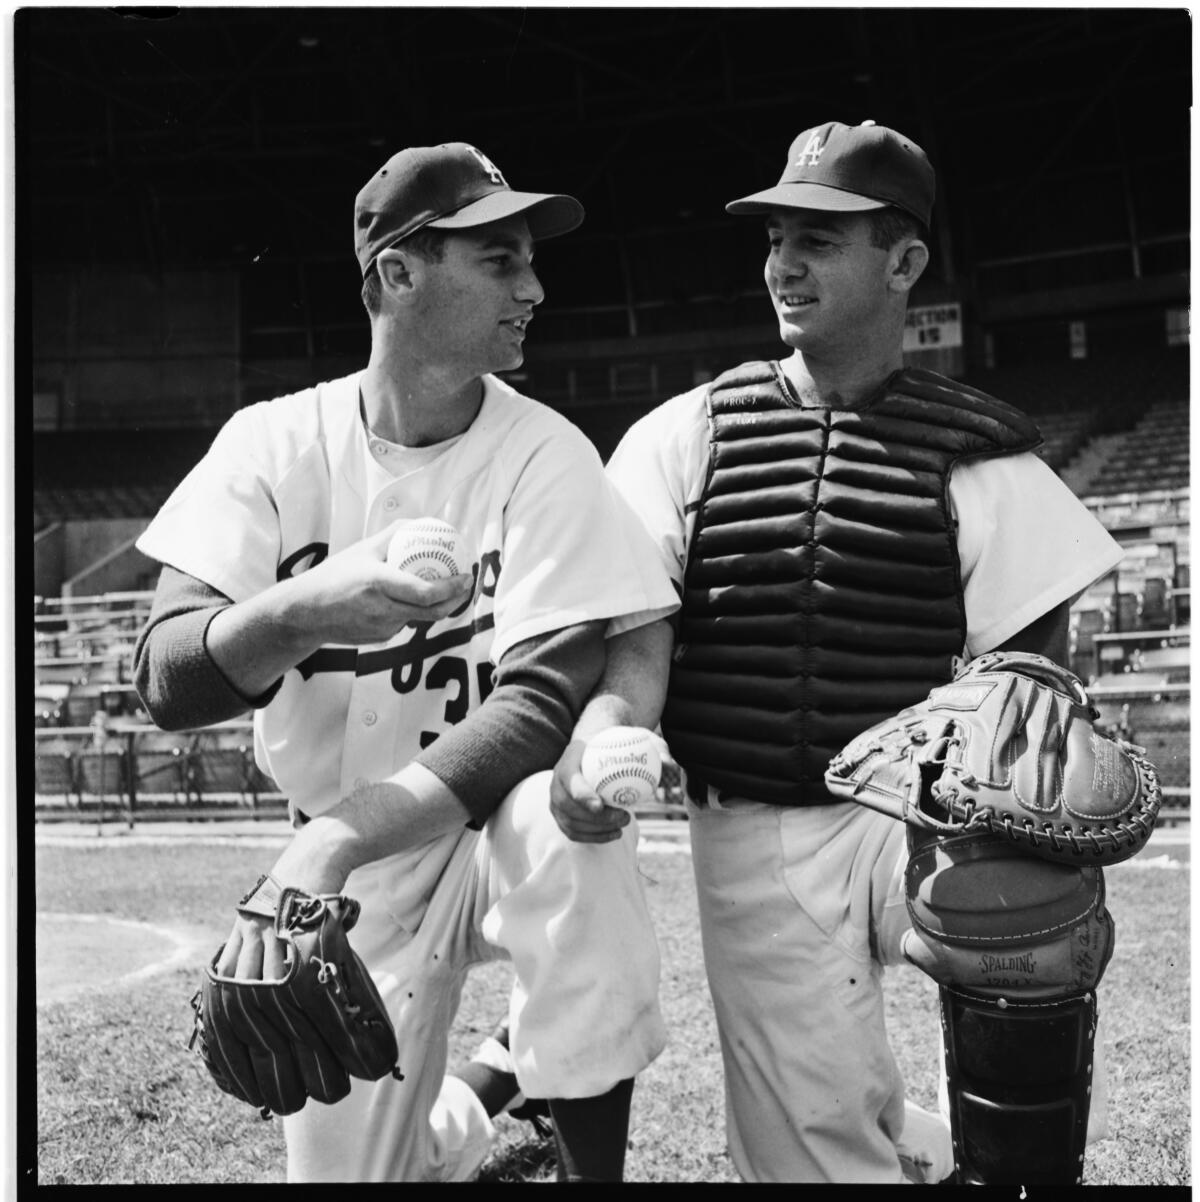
left=188, top=873, right=402, bottom=1118
left=825, top=651, right=1162, bottom=865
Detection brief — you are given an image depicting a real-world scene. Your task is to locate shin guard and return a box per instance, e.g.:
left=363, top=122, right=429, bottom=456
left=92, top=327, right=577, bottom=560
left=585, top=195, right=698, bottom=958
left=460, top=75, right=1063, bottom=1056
left=900, top=825, right=1114, bottom=1185
left=941, top=986, right=1098, bottom=1184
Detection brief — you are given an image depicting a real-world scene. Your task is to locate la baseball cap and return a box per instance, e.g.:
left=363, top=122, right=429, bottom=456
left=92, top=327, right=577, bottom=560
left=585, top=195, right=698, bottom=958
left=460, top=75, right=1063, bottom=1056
left=354, top=142, right=585, bottom=277
left=725, top=120, right=935, bottom=227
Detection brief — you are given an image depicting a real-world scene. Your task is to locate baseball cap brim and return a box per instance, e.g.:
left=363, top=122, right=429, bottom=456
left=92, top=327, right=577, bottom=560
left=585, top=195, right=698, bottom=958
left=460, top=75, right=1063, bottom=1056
left=726, top=182, right=889, bottom=216
left=428, top=190, right=584, bottom=240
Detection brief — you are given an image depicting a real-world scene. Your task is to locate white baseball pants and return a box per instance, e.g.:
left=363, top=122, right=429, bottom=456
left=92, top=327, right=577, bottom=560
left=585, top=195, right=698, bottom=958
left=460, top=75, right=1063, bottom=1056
left=283, top=771, right=666, bottom=1182
left=687, top=797, right=1108, bottom=1184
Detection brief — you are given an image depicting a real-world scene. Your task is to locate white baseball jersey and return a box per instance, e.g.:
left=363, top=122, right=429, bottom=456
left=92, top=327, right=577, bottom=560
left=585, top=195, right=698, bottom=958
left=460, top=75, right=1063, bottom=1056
left=136, top=371, right=679, bottom=818
left=607, top=366, right=1124, bottom=655
left=601, top=360, right=1123, bottom=1183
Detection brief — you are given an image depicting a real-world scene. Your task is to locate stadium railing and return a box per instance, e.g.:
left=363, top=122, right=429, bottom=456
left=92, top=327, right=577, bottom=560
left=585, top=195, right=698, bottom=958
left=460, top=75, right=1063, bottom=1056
left=33, top=719, right=690, bottom=825
left=34, top=719, right=288, bottom=825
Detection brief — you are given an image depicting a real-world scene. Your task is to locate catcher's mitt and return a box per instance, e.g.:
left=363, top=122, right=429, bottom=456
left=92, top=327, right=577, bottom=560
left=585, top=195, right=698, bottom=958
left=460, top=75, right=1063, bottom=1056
left=825, top=650, right=1162, bottom=865
left=187, top=873, right=402, bottom=1118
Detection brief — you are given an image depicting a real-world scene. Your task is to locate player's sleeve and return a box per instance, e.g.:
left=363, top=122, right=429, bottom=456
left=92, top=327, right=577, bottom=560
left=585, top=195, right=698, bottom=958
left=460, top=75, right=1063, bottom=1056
left=134, top=406, right=283, bottom=603
left=603, top=387, right=709, bottom=637
left=132, top=565, right=282, bottom=731
left=413, top=621, right=607, bottom=824
left=487, top=420, right=679, bottom=663
left=951, top=452, right=1124, bottom=656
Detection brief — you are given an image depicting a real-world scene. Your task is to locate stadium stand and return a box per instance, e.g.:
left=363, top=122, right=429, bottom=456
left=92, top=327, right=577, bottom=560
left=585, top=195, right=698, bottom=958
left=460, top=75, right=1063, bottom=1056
left=1032, top=408, right=1100, bottom=475
left=33, top=430, right=213, bottom=527
left=1078, top=399, right=1190, bottom=497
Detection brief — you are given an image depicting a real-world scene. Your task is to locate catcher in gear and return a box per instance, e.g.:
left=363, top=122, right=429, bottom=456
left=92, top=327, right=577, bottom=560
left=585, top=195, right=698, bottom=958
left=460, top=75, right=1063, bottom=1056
left=548, top=119, right=1129, bottom=1183
left=827, top=652, right=1162, bottom=1183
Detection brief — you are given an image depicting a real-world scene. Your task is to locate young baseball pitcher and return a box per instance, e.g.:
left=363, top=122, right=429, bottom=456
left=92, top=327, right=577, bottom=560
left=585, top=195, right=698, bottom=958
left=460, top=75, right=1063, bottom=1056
left=133, top=143, right=678, bottom=1182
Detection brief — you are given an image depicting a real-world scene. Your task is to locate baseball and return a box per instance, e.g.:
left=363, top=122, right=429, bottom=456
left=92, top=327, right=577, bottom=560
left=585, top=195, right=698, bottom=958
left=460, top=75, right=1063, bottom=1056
left=580, top=726, right=663, bottom=810
left=386, top=519, right=469, bottom=581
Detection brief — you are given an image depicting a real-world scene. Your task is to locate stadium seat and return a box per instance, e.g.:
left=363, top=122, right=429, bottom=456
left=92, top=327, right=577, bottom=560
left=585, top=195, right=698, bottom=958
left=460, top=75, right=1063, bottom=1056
left=36, top=748, right=79, bottom=805
left=1091, top=670, right=1170, bottom=690
left=62, top=686, right=105, bottom=727
left=133, top=746, right=194, bottom=805
left=1110, top=593, right=1139, bottom=633
left=191, top=744, right=254, bottom=804
left=1135, top=582, right=1168, bottom=629
left=34, top=693, right=65, bottom=727
left=76, top=748, right=130, bottom=803
left=1133, top=645, right=1190, bottom=674
left=1172, top=597, right=1191, bottom=627
left=245, top=762, right=284, bottom=807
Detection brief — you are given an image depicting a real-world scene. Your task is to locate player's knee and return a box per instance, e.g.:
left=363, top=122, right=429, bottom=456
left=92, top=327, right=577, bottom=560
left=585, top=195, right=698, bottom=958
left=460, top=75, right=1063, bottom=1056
left=497, top=769, right=636, bottom=865
left=491, top=767, right=627, bottom=846
left=496, top=769, right=554, bottom=814
left=904, top=829, right=1115, bottom=1001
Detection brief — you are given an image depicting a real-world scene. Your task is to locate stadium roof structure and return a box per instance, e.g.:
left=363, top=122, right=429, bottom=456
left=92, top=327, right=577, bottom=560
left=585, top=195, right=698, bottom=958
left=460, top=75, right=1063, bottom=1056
left=20, top=7, right=1189, bottom=306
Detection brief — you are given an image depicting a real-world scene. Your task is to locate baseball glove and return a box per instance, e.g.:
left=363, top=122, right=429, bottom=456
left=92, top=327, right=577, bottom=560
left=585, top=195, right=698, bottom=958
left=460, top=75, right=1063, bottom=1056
left=188, top=873, right=402, bottom=1118
left=825, top=651, right=1162, bottom=865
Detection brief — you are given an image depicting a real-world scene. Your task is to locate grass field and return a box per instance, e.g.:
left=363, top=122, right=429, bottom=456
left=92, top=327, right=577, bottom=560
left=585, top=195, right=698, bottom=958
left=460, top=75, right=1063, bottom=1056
left=30, top=823, right=1191, bottom=1185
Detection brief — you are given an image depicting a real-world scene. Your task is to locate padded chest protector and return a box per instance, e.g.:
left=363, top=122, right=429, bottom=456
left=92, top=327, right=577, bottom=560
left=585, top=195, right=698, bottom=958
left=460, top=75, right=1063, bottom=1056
left=661, top=361, right=1040, bottom=806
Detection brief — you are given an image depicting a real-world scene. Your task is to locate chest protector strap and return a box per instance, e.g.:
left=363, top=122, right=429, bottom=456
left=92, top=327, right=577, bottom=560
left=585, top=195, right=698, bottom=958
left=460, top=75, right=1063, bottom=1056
left=662, top=360, right=1040, bottom=807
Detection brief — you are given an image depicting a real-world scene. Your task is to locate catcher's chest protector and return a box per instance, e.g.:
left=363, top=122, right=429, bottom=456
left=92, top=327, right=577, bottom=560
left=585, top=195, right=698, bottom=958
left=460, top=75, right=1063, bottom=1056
left=662, top=361, right=1040, bottom=806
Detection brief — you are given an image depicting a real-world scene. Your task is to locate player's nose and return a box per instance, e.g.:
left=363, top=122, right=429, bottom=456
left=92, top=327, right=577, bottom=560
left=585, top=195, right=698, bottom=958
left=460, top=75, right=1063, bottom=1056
left=514, top=262, right=545, bottom=306
left=773, top=247, right=809, bottom=278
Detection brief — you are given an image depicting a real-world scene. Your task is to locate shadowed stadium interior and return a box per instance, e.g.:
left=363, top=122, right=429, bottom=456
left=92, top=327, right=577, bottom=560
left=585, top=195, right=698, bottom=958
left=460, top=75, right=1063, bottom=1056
left=24, top=8, right=1190, bottom=822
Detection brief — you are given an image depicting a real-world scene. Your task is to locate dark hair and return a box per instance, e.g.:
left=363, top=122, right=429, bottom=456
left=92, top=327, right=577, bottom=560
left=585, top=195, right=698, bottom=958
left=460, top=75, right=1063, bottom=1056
left=864, top=206, right=929, bottom=251
left=360, top=226, right=449, bottom=315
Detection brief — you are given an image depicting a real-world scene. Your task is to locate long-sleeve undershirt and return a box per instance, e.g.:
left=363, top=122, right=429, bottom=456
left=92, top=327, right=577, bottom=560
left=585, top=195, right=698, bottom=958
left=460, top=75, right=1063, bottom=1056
left=133, top=565, right=605, bottom=823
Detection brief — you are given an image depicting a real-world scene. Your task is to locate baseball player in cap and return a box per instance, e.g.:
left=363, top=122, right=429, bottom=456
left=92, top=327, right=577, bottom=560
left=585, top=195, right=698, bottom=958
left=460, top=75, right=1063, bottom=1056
left=549, top=120, right=1123, bottom=1181
left=133, top=142, right=679, bottom=1181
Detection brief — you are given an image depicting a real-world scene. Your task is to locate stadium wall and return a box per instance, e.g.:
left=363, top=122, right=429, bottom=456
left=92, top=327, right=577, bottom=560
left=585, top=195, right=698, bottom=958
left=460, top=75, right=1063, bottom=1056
left=33, top=269, right=240, bottom=430
left=34, top=518, right=152, bottom=598
left=33, top=524, right=64, bottom=599
left=64, top=536, right=160, bottom=599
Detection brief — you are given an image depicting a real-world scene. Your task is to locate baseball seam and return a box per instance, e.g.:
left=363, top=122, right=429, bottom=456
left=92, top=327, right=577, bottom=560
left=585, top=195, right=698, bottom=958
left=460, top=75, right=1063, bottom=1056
left=392, top=549, right=461, bottom=577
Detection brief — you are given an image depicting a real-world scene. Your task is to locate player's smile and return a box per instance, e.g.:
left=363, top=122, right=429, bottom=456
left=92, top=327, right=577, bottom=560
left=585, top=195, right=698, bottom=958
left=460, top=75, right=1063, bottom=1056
left=500, top=313, right=533, bottom=338
left=777, top=294, right=817, bottom=312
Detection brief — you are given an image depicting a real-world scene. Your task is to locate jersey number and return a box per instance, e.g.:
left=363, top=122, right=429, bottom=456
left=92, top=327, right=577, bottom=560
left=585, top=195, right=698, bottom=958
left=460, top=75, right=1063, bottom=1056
left=418, top=657, right=496, bottom=750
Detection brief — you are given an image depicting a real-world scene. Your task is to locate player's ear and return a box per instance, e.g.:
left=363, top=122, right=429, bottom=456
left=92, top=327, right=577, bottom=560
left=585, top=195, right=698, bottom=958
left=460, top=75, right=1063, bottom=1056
left=887, top=238, right=929, bottom=294
left=375, top=248, right=420, bottom=301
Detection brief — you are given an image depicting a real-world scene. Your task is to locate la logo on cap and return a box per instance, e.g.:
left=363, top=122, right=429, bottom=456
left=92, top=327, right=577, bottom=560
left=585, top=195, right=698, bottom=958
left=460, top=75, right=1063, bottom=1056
left=467, top=145, right=506, bottom=185
left=794, top=133, right=825, bottom=168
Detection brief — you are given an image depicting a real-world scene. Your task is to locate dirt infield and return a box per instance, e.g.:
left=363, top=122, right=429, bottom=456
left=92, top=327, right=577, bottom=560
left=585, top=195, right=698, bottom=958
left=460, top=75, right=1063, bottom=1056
left=36, top=912, right=208, bottom=1004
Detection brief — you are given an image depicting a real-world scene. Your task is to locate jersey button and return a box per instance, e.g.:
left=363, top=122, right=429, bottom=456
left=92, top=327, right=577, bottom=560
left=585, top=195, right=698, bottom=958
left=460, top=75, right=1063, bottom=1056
left=371, top=441, right=388, bottom=455
left=363, top=710, right=378, bottom=726
left=353, top=777, right=369, bottom=790
left=384, top=497, right=399, bottom=511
